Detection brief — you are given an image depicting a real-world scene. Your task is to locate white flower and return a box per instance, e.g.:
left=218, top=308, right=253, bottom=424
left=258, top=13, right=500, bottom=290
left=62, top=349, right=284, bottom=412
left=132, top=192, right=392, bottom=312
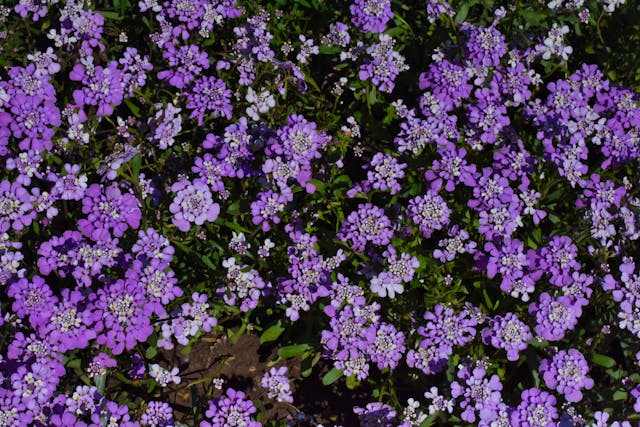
left=246, top=87, right=276, bottom=121
left=149, top=364, right=181, bottom=387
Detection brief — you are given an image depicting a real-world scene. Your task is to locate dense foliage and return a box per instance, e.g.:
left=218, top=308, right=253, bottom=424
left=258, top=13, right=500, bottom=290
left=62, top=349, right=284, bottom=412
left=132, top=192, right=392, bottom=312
left=2, top=0, right=640, bottom=426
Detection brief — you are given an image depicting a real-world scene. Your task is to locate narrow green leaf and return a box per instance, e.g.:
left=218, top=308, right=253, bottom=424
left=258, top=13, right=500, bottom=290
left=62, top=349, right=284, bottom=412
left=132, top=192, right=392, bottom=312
left=613, top=390, right=628, bottom=400
left=260, top=322, right=285, bottom=344
left=278, top=344, right=311, bottom=358
left=145, top=345, right=158, bottom=359
left=420, top=413, right=439, bottom=427
left=125, top=99, right=141, bottom=118
left=592, top=353, right=616, bottom=368
left=321, top=367, right=343, bottom=386
left=455, top=3, right=469, bottom=23
left=201, top=255, right=216, bottom=271
left=131, top=154, right=141, bottom=181
left=93, top=374, right=107, bottom=394
left=99, top=10, right=123, bottom=20
left=66, top=359, right=82, bottom=369
left=345, top=374, right=359, bottom=389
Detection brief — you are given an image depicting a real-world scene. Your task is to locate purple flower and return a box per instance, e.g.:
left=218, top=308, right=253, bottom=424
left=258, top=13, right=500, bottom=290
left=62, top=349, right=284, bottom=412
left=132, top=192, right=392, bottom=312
left=484, top=237, right=528, bottom=284
left=6, top=151, right=43, bottom=187
left=433, top=226, right=477, bottom=262
left=10, top=362, right=61, bottom=409
left=272, top=114, right=330, bottom=166
left=46, top=288, right=96, bottom=352
left=7, top=275, right=57, bottom=329
left=467, top=83, right=510, bottom=144
left=9, top=93, right=61, bottom=151
left=261, top=367, right=293, bottom=403
left=69, top=60, right=124, bottom=116
left=183, top=292, right=218, bottom=333
left=0, top=180, right=35, bottom=231
left=250, top=189, right=292, bottom=232
left=157, top=43, right=210, bottom=89
left=511, top=388, right=558, bottom=427
left=450, top=365, right=503, bottom=423
left=90, top=401, right=137, bottom=427
left=193, top=153, right=234, bottom=193
left=126, top=258, right=182, bottom=309
left=353, top=402, right=397, bottom=426
left=148, top=102, right=182, bottom=150
left=15, top=0, right=50, bottom=20
left=119, top=47, right=153, bottom=95
left=262, top=156, right=314, bottom=193
left=406, top=343, right=451, bottom=376
left=129, top=353, right=146, bottom=380
left=350, top=0, right=393, bottom=33
left=425, top=142, right=477, bottom=192
left=462, top=24, right=507, bottom=67
left=394, top=111, right=454, bottom=155
left=141, top=401, right=174, bottom=427
left=468, top=169, right=516, bottom=210
left=407, top=192, right=451, bottom=238
left=538, top=236, right=581, bottom=286
left=358, top=34, right=409, bottom=93
left=482, top=312, right=532, bottom=361
left=370, top=246, right=419, bottom=298
left=91, top=279, right=155, bottom=355
left=7, top=331, right=64, bottom=375
left=185, top=76, right=233, bottom=125
left=539, top=349, right=594, bottom=402
left=365, top=152, right=407, bottom=194
left=219, top=257, right=266, bottom=312
left=50, top=411, right=88, bottom=427
left=365, top=322, right=406, bottom=370
left=200, top=388, right=261, bottom=427
left=419, top=304, right=478, bottom=348
left=529, top=292, right=581, bottom=341
left=425, top=0, right=454, bottom=22
left=78, top=183, right=141, bottom=238
left=169, top=179, right=220, bottom=232
left=87, top=352, right=117, bottom=377
left=49, top=163, right=88, bottom=201
left=321, top=302, right=380, bottom=380
left=131, top=227, right=175, bottom=263
left=338, top=203, right=393, bottom=252
left=419, top=59, right=472, bottom=108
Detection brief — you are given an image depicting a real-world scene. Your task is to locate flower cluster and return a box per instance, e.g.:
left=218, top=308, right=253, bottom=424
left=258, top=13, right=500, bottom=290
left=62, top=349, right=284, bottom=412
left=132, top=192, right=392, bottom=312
left=1, top=0, right=640, bottom=425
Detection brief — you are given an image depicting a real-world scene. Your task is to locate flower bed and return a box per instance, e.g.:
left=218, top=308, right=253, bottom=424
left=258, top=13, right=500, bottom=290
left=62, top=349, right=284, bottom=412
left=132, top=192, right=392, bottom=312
left=1, top=0, right=640, bottom=425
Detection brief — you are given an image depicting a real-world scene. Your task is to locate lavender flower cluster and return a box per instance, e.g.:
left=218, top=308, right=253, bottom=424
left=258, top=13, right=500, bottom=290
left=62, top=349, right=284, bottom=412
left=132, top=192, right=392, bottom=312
left=0, top=0, right=638, bottom=425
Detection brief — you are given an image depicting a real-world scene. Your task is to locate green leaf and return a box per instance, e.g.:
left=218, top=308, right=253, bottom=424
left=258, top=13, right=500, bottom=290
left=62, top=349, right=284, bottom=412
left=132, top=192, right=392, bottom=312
left=302, top=352, right=321, bottom=377
left=367, top=86, right=377, bottom=106
left=260, top=322, right=285, bottom=344
left=131, top=154, right=141, bottom=181
left=125, top=99, right=141, bottom=118
left=278, top=344, right=311, bottom=358
left=592, top=353, right=616, bottom=368
left=145, top=345, right=158, bottom=359
left=229, top=322, right=247, bottom=345
left=93, top=374, right=107, bottom=394
left=613, top=390, right=628, bottom=400
left=482, top=289, right=494, bottom=310
left=321, top=367, right=343, bottom=385
left=345, top=374, right=359, bottom=389
left=201, top=255, right=217, bottom=271
left=309, top=179, right=325, bottom=196
left=99, top=10, right=123, bottom=20
left=419, top=413, right=439, bottom=427
left=319, top=45, right=341, bottom=55
left=66, top=359, right=82, bottom=369
left=455, top=3, right=470, bottom=23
